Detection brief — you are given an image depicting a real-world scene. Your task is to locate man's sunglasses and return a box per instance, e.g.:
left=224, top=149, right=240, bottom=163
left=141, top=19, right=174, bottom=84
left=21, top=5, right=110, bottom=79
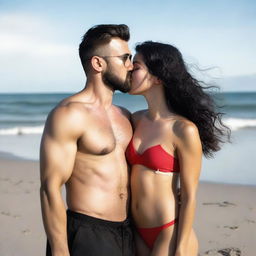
left=100, top=54, right=132, bottom=67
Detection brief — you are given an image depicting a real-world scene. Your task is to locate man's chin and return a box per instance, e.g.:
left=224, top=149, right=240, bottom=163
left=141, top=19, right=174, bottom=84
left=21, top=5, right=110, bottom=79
left=117, top=88, right=131, bottom=93
left=123, top=86, right=131, bottom=94
left=116, top=82, right=132, bottom=93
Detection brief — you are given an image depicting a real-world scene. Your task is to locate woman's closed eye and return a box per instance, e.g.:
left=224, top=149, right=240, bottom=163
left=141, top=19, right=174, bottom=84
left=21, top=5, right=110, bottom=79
left=132, top=64, right=140, bottom=71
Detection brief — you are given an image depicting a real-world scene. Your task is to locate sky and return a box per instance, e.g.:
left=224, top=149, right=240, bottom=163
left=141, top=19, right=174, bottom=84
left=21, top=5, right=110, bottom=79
left=0, top=0, right=255, bottom=92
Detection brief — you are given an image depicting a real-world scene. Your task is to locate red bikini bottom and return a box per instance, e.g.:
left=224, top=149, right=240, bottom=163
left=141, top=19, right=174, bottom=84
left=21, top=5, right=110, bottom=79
left=137, top=218, right=178, bottom=250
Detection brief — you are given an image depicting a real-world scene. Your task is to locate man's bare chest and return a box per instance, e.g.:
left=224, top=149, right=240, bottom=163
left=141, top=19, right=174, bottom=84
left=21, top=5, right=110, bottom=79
left=77, top=113, right=132, bottom=155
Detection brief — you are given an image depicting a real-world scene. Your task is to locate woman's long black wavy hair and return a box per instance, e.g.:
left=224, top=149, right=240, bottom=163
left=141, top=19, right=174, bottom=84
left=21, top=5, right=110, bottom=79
left=135, top=41, right=230, bottom=157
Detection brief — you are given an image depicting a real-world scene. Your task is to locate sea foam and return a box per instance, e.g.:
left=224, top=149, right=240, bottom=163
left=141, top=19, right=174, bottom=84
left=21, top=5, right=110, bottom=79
left=224, top=118, right=256, bottom=131
left=0, top=125, right=44, bottom=135
left=0, top=118, right=256, bottom=136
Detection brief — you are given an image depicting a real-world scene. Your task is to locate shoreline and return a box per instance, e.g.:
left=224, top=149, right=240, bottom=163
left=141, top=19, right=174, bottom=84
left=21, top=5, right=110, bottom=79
left=0, top=151, right=35, bottom=161
left=0, top=157, right=255, bottom=255
left=1, top=150, right=255, bottom=187
left=2, top=126, right=256, bottom=186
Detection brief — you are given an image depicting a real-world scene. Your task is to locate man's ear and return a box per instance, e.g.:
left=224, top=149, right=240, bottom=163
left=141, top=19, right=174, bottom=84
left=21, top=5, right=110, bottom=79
left=91, top=56, right=104, bottom=72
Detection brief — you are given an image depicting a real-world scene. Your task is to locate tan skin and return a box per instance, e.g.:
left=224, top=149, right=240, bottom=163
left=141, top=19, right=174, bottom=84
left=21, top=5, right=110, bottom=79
left=129, top=54, right=202, bottom=256
left=40, top=38, right=133, bottom=256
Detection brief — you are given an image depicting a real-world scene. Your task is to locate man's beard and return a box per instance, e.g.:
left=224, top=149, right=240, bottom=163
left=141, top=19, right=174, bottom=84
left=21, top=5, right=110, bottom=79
left=102, top=69, right=132, bottom=93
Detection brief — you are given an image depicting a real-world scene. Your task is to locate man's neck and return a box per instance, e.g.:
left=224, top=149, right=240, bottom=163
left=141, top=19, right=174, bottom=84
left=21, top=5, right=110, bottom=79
left=82, top=79, right=114, bottom=109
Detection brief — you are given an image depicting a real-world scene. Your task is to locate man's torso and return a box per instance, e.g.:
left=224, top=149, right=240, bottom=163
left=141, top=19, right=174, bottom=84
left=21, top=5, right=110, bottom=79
left=59, top=93, right=133, bottom=221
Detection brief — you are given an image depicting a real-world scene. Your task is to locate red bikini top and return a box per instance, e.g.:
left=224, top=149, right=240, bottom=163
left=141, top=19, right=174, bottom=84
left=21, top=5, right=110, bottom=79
left=126, top=138, right=180, bottom=173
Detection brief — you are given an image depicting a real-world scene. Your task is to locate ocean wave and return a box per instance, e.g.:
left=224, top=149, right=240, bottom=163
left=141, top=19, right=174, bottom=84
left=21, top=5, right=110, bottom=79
left=0, top=101, right=57, bottom=106
left=0, top=125, right=44, bottom=135
left=224, top=118, right=256, bottom=131
left=0, top=118, right=255, bottom=135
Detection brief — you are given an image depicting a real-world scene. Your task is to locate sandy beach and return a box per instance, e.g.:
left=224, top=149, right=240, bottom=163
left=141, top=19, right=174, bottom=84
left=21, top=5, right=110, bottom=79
left=0, top=156, right=255, bottom=256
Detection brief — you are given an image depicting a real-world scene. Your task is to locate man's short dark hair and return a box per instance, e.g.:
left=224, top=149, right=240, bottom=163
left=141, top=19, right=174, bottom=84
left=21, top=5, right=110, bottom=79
left=79, top=24, right=130, bottom=74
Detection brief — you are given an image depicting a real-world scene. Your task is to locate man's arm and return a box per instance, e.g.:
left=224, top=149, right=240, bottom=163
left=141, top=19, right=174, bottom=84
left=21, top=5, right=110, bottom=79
left=40, top=105, right=82, bottom=256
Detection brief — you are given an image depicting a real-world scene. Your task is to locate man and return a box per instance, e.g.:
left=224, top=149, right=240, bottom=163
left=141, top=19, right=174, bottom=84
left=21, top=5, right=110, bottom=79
left=40, top=24, right=134, bottom=256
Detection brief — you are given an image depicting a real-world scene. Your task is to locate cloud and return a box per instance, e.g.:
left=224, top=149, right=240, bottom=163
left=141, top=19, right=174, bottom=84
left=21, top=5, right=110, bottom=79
left=1, top=10, right=255, bottom=92
left=0, top=13, right=75, bottom=56
left=0, top=13, right=84, bottom=92
left=220, top=74, right=256, bottom=92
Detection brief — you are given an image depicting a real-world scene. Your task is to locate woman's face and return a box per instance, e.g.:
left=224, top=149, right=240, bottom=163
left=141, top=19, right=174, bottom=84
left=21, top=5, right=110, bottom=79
left=129, top=53, right=155, bottom=95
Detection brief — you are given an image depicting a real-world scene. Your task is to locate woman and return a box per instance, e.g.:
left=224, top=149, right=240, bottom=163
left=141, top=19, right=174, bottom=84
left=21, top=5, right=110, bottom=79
left=126, top=41, right=230, bottom=255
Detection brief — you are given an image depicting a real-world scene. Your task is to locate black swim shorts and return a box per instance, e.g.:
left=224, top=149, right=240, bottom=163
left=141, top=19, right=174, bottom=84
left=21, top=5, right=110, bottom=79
left=46, top=209, right=135, bottom=256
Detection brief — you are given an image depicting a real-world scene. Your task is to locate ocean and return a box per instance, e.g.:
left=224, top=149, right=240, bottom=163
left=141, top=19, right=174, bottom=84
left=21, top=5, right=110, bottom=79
left=0, top=92, right=256, bottom=185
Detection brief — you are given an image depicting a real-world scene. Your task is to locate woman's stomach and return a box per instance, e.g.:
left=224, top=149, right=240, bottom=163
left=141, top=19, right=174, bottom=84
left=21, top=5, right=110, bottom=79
left=131, top=165, right=179, bottom=227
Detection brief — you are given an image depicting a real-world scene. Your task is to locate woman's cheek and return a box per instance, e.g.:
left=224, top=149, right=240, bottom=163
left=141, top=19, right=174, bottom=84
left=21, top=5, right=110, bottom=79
left=131, top=72, right=138, bottom=85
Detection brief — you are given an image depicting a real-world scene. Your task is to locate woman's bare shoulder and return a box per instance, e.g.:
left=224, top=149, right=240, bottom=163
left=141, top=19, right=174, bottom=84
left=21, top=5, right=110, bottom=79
left=131, top=109, right=147, bottom=127
left=172, top=118, right=200, bottom=142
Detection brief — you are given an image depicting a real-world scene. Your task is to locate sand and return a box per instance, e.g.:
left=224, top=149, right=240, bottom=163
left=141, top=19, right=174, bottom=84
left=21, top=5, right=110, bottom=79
left=195, top=183, right=256, bottom=256
left=0, top=156, right=255, bottom=256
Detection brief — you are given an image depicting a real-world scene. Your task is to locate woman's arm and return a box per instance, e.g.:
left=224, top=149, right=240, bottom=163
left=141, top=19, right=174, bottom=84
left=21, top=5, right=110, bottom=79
left=174, top=120, right=202, bottom=256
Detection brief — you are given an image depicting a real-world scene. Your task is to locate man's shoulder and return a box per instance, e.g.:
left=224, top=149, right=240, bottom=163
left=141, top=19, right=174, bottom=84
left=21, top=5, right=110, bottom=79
left=44, top=100, right=90, bottom=138
left=52, top=91, right=96, bottom=118
left=51, top=101, right=88, bottom=121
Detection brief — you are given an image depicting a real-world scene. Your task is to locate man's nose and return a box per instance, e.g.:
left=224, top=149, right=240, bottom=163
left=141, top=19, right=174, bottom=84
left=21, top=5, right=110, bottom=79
left=127, top=61, right=133, bottom=71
